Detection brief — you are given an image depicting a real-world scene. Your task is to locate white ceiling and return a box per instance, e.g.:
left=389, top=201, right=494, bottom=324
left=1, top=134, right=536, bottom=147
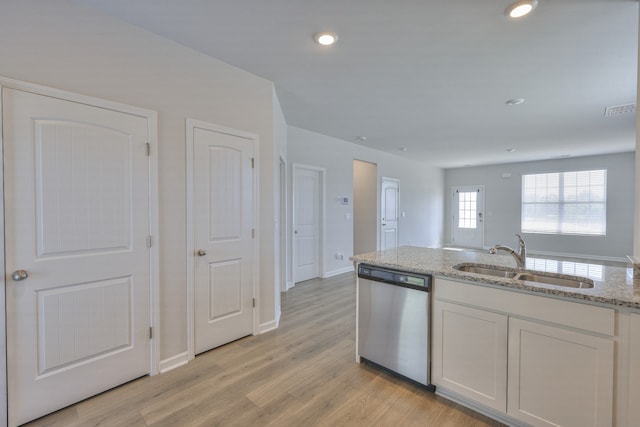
left=76, top=0, right=638, bottom=168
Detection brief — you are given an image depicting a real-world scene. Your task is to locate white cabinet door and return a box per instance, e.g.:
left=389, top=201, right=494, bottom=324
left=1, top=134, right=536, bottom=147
left=432, top=300, right=508, bottom=412
left=508, top=318, right=614, bottom=427
left=628, top=313, right=640, bottom=426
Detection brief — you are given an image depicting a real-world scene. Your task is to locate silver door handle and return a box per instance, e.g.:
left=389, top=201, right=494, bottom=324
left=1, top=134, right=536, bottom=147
left=197, top=249, right=207, bottom=256
left=294, top=230, right=298, bottom=234
left=12, top=270, right=28, bottom=281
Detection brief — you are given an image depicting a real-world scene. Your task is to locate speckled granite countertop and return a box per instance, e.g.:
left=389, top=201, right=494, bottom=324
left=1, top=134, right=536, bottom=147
left=351, top=246, right=640, bottom=310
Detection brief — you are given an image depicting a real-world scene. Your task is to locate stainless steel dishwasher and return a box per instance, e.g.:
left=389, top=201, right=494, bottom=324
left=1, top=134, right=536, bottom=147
left=357, top=264, right=434, bottom=391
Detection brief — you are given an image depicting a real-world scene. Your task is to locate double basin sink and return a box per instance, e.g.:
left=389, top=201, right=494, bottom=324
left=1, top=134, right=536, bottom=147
left=453, top=263, right=595, bottom=289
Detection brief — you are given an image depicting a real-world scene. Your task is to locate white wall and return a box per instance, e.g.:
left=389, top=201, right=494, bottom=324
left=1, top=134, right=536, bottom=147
left=287, top=126, right=444, bottom=279
left=445, top=152, right=635, bottom=261
left=0, top=1, right=278, bottom=361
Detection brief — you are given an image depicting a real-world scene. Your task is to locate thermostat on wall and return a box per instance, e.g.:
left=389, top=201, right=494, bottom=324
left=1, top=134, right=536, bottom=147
left=340, top=197, right=349, bottom=205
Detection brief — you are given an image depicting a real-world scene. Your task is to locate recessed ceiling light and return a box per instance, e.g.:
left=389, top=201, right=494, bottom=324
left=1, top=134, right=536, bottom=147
left=356, top=136, right=367, bottom=142
left=314, top=32, right=338, bottom=46
left=505, top=0, right=538, bottom=18
left=506, top=98, right=525, bottom=105
left=506, top=148, right=517, bottom=152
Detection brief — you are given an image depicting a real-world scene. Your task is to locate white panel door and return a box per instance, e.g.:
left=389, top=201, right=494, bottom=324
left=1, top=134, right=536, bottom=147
left=293, top=166, right=321, bottom=283
left=193, top=125, right=254, bottom=354
left=3, top=88, right=151, bottom=426
left=452, top=186, right=484, bottom=248
left=381, top=178, right=399, bottom=250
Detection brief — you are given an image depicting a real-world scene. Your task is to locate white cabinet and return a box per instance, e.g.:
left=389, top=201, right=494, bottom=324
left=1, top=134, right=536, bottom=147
left=432, top=300, right=507, bottom=412
left=507, top=318, right=614, bottom=427
left=433, top=278, right=615, bottom=427
left=628, top=313, right=640, bottom=426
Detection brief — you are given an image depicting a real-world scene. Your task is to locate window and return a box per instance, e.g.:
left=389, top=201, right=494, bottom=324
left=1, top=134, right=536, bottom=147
left=458, top=191, right=477, bottom=229
left=521, top=169, right=606, bottom=236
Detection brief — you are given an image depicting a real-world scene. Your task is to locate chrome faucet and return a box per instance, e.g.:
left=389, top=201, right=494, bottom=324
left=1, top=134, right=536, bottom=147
left=489, top=234, right=527, bottom=269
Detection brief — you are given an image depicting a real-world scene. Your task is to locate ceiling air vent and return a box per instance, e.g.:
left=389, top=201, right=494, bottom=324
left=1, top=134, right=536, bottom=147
left=604, top=103, right=637, bottom=117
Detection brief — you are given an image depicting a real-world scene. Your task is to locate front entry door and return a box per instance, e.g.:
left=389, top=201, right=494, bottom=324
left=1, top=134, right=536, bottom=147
left=452, top=186, right=485, bottom=248
left=192, top=123, right=255, bottom=354
left=3, top=88, right=151, bottom=426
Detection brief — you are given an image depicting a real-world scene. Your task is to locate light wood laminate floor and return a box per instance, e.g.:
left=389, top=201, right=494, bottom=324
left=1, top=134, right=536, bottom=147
left=24, top=273, right=504, bottom=427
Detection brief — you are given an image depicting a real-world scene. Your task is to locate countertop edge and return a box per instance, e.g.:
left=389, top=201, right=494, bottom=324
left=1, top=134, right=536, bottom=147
left=351, top=248, right=640, bottom=310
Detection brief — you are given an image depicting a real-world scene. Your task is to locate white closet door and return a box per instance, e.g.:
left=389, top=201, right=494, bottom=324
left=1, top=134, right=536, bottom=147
left=192, top=124, right=255, bottom=354
left=4, top=88, right=151, bottom=426
left=293, top=166, right=321, bottom=283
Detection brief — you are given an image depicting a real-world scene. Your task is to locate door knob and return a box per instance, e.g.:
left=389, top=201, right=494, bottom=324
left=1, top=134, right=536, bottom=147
left=11, top=270, right=28, bottom=281
left=197, top=249, right=207, bottom=256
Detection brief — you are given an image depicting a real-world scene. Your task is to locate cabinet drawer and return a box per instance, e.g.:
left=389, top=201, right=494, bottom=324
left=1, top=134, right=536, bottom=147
left=434, top=278, right=614, bottom=336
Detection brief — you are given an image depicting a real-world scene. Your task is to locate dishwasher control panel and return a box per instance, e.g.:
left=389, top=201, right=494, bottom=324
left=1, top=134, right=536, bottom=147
left=358, top=264, right=431, bottom=291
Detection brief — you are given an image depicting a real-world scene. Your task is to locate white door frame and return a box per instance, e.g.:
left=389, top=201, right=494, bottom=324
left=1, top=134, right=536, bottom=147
left=0, top=76, right=160, bottom=421
left=291, top=163, right=326, bottom=284
left=279, top=155, right=289, bottom=292
left=185, top=118, right=259, bottom=362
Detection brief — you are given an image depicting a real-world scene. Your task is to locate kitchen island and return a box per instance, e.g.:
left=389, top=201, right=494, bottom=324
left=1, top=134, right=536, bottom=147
left=352, top=246, right=640, bottom=427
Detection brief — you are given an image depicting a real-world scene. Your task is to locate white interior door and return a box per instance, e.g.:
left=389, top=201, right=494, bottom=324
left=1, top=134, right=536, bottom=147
left=3, top=88, right=151, bottom=426
left=452, top=186, right=485, bottom=248
left=192, top=124, right=255, bottom=354
left=381, top=178, right=399, bottom=250
left=293, top=166, right=322, bottom=283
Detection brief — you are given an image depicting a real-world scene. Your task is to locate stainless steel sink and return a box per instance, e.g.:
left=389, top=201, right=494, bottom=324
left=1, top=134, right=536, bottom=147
left=514, top=272, right=594, bottom=288
left=453, top=264, right=518, bottom=278
left=453, top=263, right=595, bottom=289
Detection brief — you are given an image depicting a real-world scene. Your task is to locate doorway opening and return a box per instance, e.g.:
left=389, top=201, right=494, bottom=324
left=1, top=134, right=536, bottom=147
left=353, top=160, right=378, bottom=256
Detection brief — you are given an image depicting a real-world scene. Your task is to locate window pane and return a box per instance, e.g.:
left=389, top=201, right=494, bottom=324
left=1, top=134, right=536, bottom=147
left=458, top=191, right=477, bottom=229
left=521, top=169, right=606, bottom=236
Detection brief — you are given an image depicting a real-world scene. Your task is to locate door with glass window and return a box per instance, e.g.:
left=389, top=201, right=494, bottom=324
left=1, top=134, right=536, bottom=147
left=452, top=186, right=484, bottom=248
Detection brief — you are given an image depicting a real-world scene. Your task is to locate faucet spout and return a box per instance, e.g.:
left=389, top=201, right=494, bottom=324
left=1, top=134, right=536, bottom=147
left=489, top=234, right=527, bottom=269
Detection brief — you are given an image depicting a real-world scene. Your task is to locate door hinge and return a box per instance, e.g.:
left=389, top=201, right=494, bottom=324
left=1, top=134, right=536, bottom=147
left=251, top=157, right=255, bottom=169
left=147, top=235, right=153, bottom=248
left=145, top=142, right=151, bottom=156
left=252, top=298, right=256, bottom=308
left=252, top=229, right=255, bottom=238
left=149, top=327, right=153, bottom=339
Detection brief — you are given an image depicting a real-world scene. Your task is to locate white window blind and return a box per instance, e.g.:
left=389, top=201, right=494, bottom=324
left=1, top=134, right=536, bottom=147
left=521, top=169, right=606, bottom=236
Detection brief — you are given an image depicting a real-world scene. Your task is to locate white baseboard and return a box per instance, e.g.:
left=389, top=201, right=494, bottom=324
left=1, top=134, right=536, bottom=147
left=285, top=281, right=295, bottom=291
left=436, top=387, right=526, bottom=427
left=159, top=351, right=189, bottom=373
left=322, top=265, right=355, bottom=278
left=258, top=315, right=279, bottom=334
